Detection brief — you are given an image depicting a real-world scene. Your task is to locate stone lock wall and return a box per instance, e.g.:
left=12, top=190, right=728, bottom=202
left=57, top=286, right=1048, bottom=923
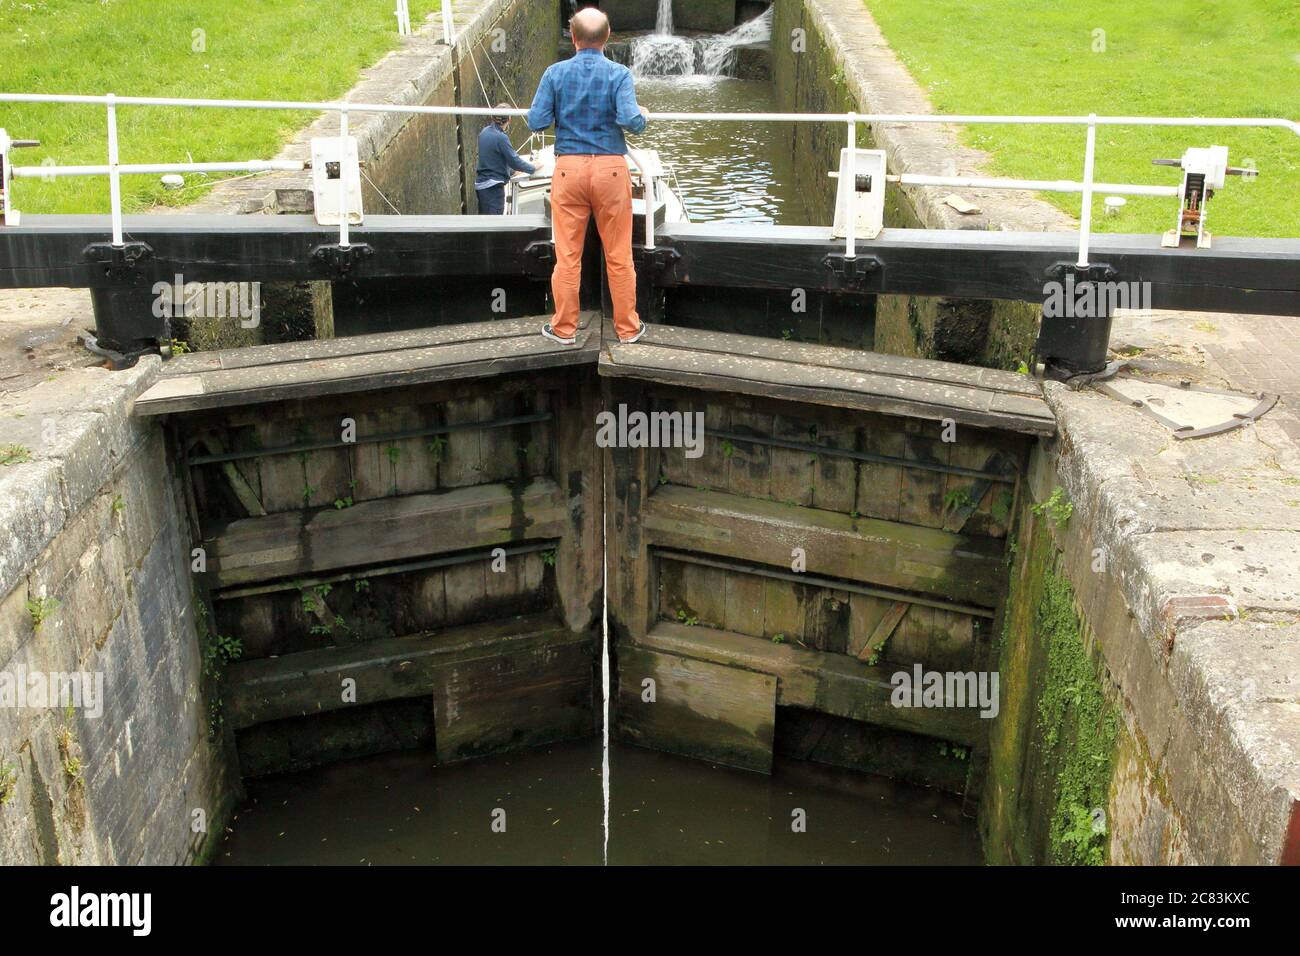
left=0, top=361, right=233, bottom=864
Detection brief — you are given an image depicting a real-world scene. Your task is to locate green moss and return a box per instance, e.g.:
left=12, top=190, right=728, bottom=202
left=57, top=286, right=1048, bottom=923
left=1034, top=568, right=1118, bottom=866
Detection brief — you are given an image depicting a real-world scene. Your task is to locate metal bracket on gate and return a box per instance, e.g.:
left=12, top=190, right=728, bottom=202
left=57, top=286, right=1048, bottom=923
left=524, top=240, right=555, bottom=277
left=311, top=242, right=374, bottom=277
left=822, top=253, right=882, bottom=289
left=1044, top=261, right=1119, bottom=284
left=634, top=245, right=681, bottom=283
left=83, top=241, right=154, bottom=281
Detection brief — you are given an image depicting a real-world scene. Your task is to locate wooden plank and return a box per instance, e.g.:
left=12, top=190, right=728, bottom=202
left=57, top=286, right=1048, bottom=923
left=299, top=414, right=355, bottom=509
left=432, top=635, right=594, bottom=763
left=891, top=604, right=978, bottom=673
left=723, top=569, right=765, bottom=638
left=726, top=407, right=772, bottom=499
left=900, top=422, right=950, bottom=529
left=617, top=644, right=776, bottom=773
left=633, top=623, right=982, bottom=747
left=600, top=327, right=1055, bottom=436
left=136, top=314, right=600, bottom=416
left=348, top=409, right=392, bottom=502
left=806, top=588, right=852, bottom=655
left=224, top=611, right=583, bottom=730
left=846, top=592, right=892, bottom=658
left=812, top=419, right=857, bottom=514
left=207, top=478, right=568, bottom=588
left=763, top=577, right=805, bottom=645
left=769, top=414, right=813, bottom=507
left=856, top=601, right=908, bottom=663
left=443, top=561, right=487, bottom=627
left=252, top=418, right=310, bottom=513
left=684, top=561, right=728, bottom=630
left=194, top=432, right=266, bottom=517
left=857, top=426, right=904, bottom=521
left=441, top=396, right=490, bottom=489
left=642, top=485, right=1004, bottom=607
left=688, top=400, right=730, bottom=491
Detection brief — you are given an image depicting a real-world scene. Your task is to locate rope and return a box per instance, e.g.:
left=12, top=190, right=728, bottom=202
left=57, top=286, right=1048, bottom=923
left=361, top=168, right=402, bottom=214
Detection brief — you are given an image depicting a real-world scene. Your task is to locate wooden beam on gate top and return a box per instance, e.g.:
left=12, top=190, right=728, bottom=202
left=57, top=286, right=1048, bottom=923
left=599, top=323, right=1055, bottom=436
left=642, top=485, right=1005, bottom=608
left=206, top=477, right=568, bottom=589
left=134, top=313, right=600, bottom=416
left=5, top=214, right=1298, bottom=316
left=655, top=222, right=1300, bottom=317
left=0, top=213, right=553, bottom=288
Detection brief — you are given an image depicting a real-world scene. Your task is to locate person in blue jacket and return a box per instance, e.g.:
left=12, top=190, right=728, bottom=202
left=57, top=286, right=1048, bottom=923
left=474, top=104, right=536, bottom=215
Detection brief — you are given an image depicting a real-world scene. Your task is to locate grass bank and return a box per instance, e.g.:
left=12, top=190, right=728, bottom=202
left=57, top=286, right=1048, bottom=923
left=0, top=0, right=441, bottom=214
left=864, top=0, right=1300, bottom=238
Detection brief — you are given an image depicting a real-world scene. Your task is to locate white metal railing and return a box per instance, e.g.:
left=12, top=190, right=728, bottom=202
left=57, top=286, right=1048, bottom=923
left=2, top=90, right=1297, bottom=267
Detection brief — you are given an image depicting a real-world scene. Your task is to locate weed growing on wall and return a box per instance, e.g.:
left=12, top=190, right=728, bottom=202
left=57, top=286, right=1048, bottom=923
left=1035, top=569, right=1118, bottom=866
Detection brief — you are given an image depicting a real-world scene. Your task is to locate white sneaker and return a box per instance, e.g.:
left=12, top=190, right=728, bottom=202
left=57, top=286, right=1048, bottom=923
left=541, top=324, right=577, bottom=346
left=619, top=323, right=646, bottom=345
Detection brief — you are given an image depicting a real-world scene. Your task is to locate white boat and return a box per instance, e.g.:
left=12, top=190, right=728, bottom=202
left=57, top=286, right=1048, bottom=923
left=506, top=141, right=689, bottom=232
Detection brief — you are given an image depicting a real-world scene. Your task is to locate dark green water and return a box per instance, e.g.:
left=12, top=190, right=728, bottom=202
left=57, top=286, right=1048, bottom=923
left=218, top=740, right=980, bottom=865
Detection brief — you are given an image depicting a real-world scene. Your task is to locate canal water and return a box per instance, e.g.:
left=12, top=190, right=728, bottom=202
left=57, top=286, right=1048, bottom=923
left=218, top=740, right=980, bottom=865
left=633, top=77, right=814, bottom=226
left=218, top=71, right=980, bottom=867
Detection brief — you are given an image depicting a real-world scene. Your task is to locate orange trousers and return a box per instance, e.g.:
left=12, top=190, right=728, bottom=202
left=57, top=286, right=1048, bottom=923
left=550, top=154, right=641, bottom=340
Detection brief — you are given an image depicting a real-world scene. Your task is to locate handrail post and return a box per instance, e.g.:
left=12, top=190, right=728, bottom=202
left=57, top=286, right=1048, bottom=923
left=845, top=113, right=857, bottom=259
left=1076, top=113, right=1097, bottom=268
left=106, top=93, right=123, bottom=247
left=338, top=107, right=350, bottom=248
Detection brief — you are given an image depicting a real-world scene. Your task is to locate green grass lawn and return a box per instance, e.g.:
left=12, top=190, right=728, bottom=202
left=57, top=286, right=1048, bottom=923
left=863, top=0, right=1300, bottom=238
left=0, top=0, right=441, bottom=214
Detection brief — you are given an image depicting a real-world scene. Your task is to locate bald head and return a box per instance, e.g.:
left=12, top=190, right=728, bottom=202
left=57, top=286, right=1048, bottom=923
left=570, top=7, right=611, bottom=49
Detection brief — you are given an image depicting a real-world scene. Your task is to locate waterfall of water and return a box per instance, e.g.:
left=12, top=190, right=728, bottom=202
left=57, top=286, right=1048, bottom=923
left=631, top=3, right=774, bottom=79
left=630, top=0, right=696, bottom=77
left=656, top=0, right=673, bottom=34
left=699, top=7, right=774, bottom=78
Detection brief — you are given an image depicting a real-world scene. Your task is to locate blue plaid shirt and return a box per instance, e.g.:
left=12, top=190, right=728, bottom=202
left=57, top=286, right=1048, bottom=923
left=526, top=48, right=647, bottom=155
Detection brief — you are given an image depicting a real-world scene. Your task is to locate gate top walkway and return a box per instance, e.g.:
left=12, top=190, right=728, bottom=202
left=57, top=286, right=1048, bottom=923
left=600, top=324, right=1055, bottom=436
left=135, top=312, right=1054, bottom=438
left=133, top=312, right=599, bottom=416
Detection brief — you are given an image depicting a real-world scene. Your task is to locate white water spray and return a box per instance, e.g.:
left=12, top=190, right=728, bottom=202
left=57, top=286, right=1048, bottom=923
left=630, top=2, right=773, bottom=79
left=699, top=7, right=774, bottom=78
left=630, top=0, right=696, bottom=77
